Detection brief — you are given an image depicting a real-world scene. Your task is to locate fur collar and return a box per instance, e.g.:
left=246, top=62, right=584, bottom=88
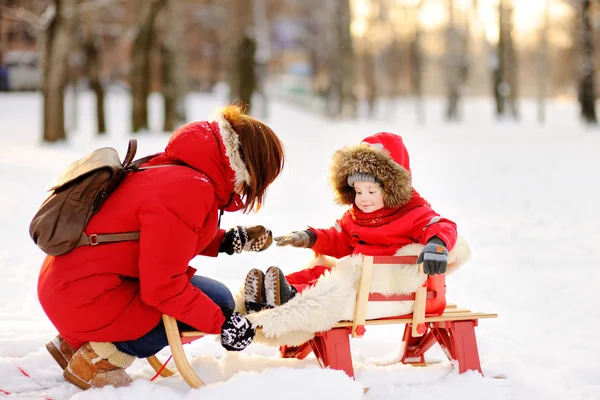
left=213, top=110, right=251, bottom=186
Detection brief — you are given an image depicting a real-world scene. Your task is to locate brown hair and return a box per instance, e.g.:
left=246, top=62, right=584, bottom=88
left=222, top=105, right=285, bottom=213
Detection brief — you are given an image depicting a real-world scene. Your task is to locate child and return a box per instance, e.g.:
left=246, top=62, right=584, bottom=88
left=244, top=132, right=458, bottom=311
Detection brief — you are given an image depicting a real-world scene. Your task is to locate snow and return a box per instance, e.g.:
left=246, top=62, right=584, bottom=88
left=1, top=90, right=599, bottom=399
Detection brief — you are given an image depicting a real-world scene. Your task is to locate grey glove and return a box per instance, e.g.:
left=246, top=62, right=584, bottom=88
left=274, top=230, right=316, bottom=248
left=416, top=237, right=448, bottom=275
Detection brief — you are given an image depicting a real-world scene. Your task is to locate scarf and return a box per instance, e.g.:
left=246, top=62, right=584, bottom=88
left=349, top=194, right=429, bottom=227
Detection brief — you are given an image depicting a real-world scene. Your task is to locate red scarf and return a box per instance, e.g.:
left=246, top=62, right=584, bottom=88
left=349, top=195, right=429, bottom=227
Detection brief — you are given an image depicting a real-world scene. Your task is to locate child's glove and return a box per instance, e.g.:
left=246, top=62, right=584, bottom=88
left=219, top=225, right=273, bottom=255
left=416, top=237, right=448, bottom=275
left=274, top=230, right=316, bottom=248
left=220, top=307, right=255, bottom=351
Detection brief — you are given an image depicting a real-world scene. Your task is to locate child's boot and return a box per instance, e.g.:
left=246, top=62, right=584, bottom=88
left=63, top=342, right=135, bottom=390
left=244, top=268, right=267, bottom=312
left=265, top=266, right=297, bottom=307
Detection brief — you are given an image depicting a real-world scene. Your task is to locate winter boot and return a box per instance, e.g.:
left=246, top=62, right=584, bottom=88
left=63, top=342, right=135, bottom=390
left=264, top=266, right=297, bottom=308
left=244, top=268, right=267, bottom=312
left=46, top=334, right=75, bottom=370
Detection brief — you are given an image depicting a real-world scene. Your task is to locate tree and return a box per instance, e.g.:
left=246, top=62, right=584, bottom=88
left=577, top=0, right=597, bottom=124
left=228, top=0, right=255, bottom=112
left=537, top=0, right=550, bottom=124
left=158, top=0, right=187, bottom=132
left=81, top=11, right=106, bottom=134
left=131, top=0, right=166, bottom=133
left=43, top=0, right=80, bottom=142
left=445, top=0, right=470, bottom=121
left=326, top=0, right=356, bottom=118
left=493, top=0, right=519, bottom=119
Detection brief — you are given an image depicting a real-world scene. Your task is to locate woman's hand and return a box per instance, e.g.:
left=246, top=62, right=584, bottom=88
left=219, top=225, right=273, bottom=255
left=220, top=308, right=255, bottom=351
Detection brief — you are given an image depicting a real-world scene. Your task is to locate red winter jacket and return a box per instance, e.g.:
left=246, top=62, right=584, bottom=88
left=38, top=118, right=246, bottom=349
left=310, top=194, right=457, bottom=258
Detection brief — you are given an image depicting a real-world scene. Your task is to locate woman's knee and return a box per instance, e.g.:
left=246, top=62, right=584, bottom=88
left=190, top=275, right=235, bottom=310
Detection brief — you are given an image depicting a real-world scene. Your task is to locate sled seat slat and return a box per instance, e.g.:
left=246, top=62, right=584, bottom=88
left=333, top=309, right=497, bottom=328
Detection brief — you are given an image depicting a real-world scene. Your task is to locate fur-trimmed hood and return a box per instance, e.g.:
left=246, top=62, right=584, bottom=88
left=163, top=110, right=250, bottom=208
left=330, top=133, right=413, bottom=209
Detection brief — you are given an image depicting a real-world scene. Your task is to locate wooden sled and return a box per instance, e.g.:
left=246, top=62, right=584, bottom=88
left=280, top=255, right=498, bottom=378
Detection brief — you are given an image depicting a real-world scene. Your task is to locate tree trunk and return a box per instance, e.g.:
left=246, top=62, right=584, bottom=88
left=411, top=2, right=424, bottom=124
left=445, top=0, right=460, bottom=121
left=537, top=0, right=550, bottom=124
left=362, top=52, right=377, bottom=118
left=131, top=0, right=166, bottom=133
left=229, top=0, right=255, bottom=112
left=327, top=0, right=356, bottom=118
left=579, top=0, right=597, bottom=124
left=494, top=0, right=518, bottom=119
left=43, top=0, right=78, bottom=142
left=160, top=0, right=187, bottom=132
left=206, top=29, right=220, bottom=92
left=82, top=16, right=106, bottom=134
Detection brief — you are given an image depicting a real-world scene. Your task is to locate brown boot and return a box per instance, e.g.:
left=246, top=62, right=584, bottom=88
left=63, top=342, right=135, bottom=390
left=46, top=334, right=75, bottom=370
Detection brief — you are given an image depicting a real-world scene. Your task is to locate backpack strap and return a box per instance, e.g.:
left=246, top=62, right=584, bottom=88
left=127, top=153, right=164, bottom=171
left=75, top=232, right=141, bottom=249
left=122, top=139, right=138, bottom=167
left=75, top=162, right=182, bottom=249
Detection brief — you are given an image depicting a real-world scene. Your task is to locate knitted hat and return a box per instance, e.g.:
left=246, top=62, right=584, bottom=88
left=347, top=173, right=378, bottom=187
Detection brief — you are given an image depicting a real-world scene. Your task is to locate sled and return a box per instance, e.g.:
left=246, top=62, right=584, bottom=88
left=279, top=255, right=498, bottom=378
left=147, top=255, right=497, bottom=387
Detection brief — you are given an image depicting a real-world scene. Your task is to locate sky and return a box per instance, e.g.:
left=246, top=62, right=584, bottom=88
left=0, top=89, right=599, bottom=399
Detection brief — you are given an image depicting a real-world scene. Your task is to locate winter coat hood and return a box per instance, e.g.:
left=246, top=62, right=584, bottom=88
left=162, top=111, right=250, bottom=209
left=330, top=132, right=413, bottom=208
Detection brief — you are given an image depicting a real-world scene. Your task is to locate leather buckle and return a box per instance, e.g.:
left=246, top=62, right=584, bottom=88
left=89, top=234, right=99, bottom=245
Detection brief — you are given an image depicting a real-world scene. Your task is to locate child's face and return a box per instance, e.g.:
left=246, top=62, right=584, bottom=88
left=353, top=181, right=384, bottom=213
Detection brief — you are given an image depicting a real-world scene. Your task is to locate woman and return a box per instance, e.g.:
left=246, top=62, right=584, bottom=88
left=38, top=105, right=285, bottom=390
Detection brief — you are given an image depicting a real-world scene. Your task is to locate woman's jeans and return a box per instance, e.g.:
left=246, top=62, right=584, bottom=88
left=114, top=275, right=235, bottom=358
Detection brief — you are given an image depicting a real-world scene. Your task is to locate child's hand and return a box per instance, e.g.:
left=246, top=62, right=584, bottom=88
left=274, top=230, right=314, bottom=248
left=417, top=237, right=448, bottom=275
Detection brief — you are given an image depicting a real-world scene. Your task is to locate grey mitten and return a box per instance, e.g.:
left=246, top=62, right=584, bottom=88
left=219, top=226, right=273, bottom=255
left=416, top=237, right=448, bottom=275
left=274, top=230, right=316, bottom=248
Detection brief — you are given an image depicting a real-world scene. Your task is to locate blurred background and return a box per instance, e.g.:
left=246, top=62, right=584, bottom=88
left=0, top=0, right=596, bottom=142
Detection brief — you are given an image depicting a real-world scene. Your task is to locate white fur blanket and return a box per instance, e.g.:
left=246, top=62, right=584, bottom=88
left=234, top=236, right=472, bottom=347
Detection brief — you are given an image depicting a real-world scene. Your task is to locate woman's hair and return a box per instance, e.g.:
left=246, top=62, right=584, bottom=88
left=222, top=105, right=285, bottom=213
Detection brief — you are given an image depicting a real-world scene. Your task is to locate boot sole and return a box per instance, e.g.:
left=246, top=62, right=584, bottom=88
left=46, top=340, right=69, bottom=370
left=265, top=267, right=282, bottom=307
left=63, top=368, right=91, bottom=390
left=244, top=269, right=265, bottom=304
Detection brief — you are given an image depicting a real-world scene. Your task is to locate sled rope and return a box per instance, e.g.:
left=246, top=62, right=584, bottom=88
left=0, top=367, right=53, bottom=399
left=149, top=355, right=173, bottom=381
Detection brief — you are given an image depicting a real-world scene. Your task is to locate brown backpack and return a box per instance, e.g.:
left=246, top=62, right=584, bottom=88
left=29, top=139, right=165, bottom=256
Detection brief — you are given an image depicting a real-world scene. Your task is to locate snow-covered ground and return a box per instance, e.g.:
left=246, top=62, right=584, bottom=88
left=0, top=90, right=599, bottom=400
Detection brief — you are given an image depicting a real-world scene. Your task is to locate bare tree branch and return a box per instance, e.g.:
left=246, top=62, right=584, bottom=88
left=0, top=4, right=56, bottom=31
